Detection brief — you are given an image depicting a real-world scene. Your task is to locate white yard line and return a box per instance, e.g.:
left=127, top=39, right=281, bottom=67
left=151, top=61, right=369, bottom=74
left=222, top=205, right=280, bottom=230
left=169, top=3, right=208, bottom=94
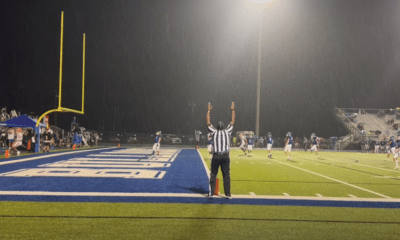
left=268, top=158, right=391, bottom=199
left=283, top=193, right=290, bottom=196
left=197, top=149, right=210, bottom=179
left=0, top=148, right=116, bottom=166
left=316, top=193, right=323, bottom=197
left=317, top=155, right=400, bottom=174
left=348, top=194, right=358, bottom=198
left=0, top=191, right=399, bottom=202
left=250, top=192, right=256, bottom=196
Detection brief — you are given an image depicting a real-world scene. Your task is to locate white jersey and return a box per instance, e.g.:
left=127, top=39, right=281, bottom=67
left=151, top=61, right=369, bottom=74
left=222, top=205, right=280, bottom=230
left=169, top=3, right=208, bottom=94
left=15, top=132, right=23, bottom=141
left=8, top=129, right=15, bottom=140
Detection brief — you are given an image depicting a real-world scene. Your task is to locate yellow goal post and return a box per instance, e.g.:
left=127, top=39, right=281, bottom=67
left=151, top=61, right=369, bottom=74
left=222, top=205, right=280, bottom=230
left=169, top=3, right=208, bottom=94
left=36, top=11, right=86, bottom=127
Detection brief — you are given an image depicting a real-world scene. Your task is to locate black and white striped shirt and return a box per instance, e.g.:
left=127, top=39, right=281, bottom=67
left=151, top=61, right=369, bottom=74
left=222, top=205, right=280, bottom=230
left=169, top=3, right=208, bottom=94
left=208, top=124, right=233, bottom=154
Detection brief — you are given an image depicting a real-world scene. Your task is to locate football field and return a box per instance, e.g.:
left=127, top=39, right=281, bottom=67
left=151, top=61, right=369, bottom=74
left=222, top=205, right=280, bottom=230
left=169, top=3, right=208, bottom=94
left=0, top=147, right=399, bottom=239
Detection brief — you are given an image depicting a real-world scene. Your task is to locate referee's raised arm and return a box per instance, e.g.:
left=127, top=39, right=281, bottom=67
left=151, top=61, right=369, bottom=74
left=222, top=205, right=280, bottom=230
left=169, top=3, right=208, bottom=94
left=207, top=102, right=216, bottom=133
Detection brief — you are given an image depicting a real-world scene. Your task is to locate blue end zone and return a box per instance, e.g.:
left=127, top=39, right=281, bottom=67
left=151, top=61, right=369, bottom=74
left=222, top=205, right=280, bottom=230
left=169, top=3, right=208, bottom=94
left=0, top=149, right=209, bottom=194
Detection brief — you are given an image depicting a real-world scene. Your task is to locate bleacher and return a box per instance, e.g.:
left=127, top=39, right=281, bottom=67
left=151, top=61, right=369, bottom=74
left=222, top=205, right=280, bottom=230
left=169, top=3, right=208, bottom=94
left=335, top=107, right=400, bottom=148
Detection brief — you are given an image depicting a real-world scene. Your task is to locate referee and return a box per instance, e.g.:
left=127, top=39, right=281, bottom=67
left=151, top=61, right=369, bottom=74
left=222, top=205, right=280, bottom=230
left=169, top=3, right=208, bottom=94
left=206, top=102, right=235, bottom=199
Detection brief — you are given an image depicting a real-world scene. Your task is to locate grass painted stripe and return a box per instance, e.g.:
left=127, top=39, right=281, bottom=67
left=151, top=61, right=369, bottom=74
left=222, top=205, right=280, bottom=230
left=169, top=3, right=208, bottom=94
left=267, top=157, right=392, bottom=198
left=0, top=215, right=399, bottom=224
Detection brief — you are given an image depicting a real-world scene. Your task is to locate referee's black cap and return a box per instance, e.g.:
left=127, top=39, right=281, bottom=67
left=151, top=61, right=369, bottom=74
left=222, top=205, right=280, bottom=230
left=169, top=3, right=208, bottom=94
left=217, top=121, right=225, bottom=130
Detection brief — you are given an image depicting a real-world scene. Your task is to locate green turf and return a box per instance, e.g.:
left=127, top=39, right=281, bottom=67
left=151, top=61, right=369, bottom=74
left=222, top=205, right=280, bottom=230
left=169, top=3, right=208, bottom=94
left=199, top=149, right=400, bottom=198
left=0, top=202, right=399, bottom=239
left=1, top=148, right=400, bottom=239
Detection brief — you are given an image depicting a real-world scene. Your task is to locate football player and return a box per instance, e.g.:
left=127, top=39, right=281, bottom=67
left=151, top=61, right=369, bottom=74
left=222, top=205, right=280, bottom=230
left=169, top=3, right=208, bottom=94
left=267, top=132, right=273, bottom=158
left=284, top=132, right=293, bottom=160
left=387, top=136, right=396, bottom=158
left=239, top=133, right=247, bottom=155
left=152, top=131, right=162, bottom=156
left=11, top=128, right=23, bottom=155
left=207, top=134, right=213, bottom=157
left=393, top=137, right=400, bottom=169
left=247, top=134, right=254, bottom=156
left=310, top=133, right=319, bottom=155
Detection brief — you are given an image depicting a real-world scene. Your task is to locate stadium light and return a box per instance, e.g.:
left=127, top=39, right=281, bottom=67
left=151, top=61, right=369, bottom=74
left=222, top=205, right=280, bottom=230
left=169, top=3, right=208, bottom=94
left=246, top=0, right=276, bottom=137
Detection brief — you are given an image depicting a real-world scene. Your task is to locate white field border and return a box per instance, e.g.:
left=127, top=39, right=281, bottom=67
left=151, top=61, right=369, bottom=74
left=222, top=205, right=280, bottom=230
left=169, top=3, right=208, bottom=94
left=197, top=149, right=210, bottom=179
left=0, top=191, right=399, bottom=203
left=0, top=147, right=117, bottom=166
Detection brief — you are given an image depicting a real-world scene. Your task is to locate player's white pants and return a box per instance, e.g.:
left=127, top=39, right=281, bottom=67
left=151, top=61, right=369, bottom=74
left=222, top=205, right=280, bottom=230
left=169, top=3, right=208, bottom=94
left=267, top=144, right=272, bottom=150
left=394, top=151, right=399, bottom=159
left=153, top=143, right=160, bottom=151
left=374, top=145, right=379, bottom=153
left=239, top=143, right=246, bottom=150
left=311, top=144, right=317, bottom=152
left=390, top=147, right=396, bottom=154
left=248, top=145, right=253, bottom=151
left=12, top=140, right=22, bottom=148
left=284, top=144, right=292, bottom=152
left=82, top=137, right=89, bottom=147
left=207, top=144, right=212, bottom=153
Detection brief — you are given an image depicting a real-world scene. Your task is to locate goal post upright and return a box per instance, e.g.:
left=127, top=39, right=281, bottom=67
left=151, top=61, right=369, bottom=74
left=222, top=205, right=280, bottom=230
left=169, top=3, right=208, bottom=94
left=35, top=11, right=86, bottom=151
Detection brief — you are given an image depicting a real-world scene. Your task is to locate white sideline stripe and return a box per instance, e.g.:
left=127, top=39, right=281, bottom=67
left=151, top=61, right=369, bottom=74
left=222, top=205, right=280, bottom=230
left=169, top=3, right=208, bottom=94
left=316, top=194, right=323, bottom=197
left=283, top=193, right=290, bottom=196
left=197, top=149, right=210, bottom=179
left=348, top=194, right=357, bottom=198
left=0, top=148, right=116, bottom=166
left=0, top=191, right=400, bottom=202
left=268, top=158, right=391, bottom=199
left=88, top=154, right=148, bottom=158
left=250, top=192, right=256, bottom=196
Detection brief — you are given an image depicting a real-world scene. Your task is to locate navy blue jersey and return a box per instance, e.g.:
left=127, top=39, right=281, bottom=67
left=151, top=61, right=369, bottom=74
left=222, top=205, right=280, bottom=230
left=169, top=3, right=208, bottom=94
left=397, top=141, right=400, bottom=148
left=267, top=137, right=273, bottom=144
left=287, top=136, right=293, bottom=145
left=313, top=137, right=318, bottom=145
left=155, top=136, right=161, bottom=143
left=208, top=139, right=213, bottom=145
left=390, top=140, right=396, bottom=148
left=248, top=138, right=254, bottom=146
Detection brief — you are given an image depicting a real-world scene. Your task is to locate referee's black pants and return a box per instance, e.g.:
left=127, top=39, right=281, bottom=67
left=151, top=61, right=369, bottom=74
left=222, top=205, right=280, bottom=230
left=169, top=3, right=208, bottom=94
left=209, top=153, right=230, bottom=197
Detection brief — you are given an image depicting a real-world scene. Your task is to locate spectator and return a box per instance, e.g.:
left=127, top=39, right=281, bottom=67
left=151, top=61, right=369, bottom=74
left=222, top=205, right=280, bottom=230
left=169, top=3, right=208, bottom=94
left=42, top=128, right=53, bottom=153
left=7, top=127, right=15, bottom=148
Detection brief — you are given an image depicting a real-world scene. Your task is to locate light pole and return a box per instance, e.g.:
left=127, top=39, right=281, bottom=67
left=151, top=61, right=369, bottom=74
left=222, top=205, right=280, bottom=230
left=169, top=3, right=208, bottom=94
left=247, top=0, right=275, bottom=137
left=256, top=14, right=262, bottom=137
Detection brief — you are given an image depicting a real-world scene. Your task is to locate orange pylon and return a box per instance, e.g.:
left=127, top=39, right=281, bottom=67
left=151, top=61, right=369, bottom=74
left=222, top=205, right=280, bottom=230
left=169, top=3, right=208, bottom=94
left=214, top=178, right=220, bottom=195
left=5, top=150, right=9, bottom=158
left=72, top=144, right=76, bottom=150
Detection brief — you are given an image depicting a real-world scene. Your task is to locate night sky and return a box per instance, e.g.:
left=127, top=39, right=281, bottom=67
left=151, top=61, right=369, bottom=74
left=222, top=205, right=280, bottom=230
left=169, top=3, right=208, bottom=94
left=1, top=0, right=400, bottom=138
